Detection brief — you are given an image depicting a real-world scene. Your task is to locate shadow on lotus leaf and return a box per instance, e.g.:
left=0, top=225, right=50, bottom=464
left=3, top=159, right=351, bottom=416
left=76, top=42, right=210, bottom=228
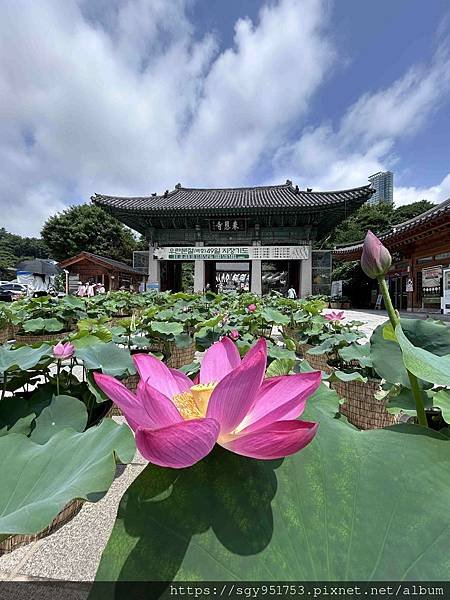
left=99, top=446, right=282, bottom=583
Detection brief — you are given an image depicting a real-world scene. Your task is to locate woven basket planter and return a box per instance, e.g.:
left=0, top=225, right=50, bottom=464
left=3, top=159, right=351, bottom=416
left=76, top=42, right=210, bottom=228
left=282, top=325, right=299, bottom=341
left=13, top=330, right=69, bottom=345
left=302, top=344, right=333, bottom=374
left=166, top=341, right=196, bottom=369
left=136, top=339, right=195, bottom=369
left=0, top=498, right=83, bottom=556
left=0, top=325, right=13, bottom=345
left=331, top=377, right=396, bottom=430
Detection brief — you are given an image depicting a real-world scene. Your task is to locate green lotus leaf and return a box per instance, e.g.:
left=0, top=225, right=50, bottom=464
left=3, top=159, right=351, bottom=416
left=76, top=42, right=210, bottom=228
left=150, top=321, right=184, bottom=337
left=30, top=395, right=88, bottom=444
left=261, top=307, right=290, bottom=325
left=75, top=341, right=135, bottom=377
left=395, top=324, right=450, bottom=387
left=94, top=396, right=450, bottom=582
left=0, top=419, right=135, bottom=537
left=23, top=317, right=65, bottom=333
left=338, top=343, right=373, bottom=368
left=265, top=358, right=295, bottom=377
left=0, top=344, right=53, bottom=374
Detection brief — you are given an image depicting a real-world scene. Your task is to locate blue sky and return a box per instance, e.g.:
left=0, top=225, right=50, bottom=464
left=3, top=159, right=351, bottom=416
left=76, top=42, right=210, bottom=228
left=0, top=0, right=449, bottom=235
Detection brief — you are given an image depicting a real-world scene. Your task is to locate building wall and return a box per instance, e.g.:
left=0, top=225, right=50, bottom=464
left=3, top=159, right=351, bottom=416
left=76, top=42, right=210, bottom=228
left=387, top=237, right=450, bottom=312
left=368, top=171, right=394, bottom=205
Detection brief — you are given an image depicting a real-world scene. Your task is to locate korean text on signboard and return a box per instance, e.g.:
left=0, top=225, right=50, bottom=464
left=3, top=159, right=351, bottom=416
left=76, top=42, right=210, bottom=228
left=153, top=246, right=309, bottom=261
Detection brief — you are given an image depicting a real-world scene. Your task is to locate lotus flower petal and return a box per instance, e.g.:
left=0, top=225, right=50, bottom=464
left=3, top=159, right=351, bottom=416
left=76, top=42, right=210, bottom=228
left=94, top=372, right=150, bottom=431
left=242, top=337, right=267, bottom=366
left=168, top=367, right=192, bottom=392
left=135, top=418, right=220, bottom=468
left=137, top=380, right=183, bottom=427
left=220, top=420, right=319, bottom=460
left=239, top=371, right=321, bottom=434
left=199, top=337, right=241, bottom=384
left=133, top=353, right=187, bottom=398
left=206, top=340, right=266, bottom=435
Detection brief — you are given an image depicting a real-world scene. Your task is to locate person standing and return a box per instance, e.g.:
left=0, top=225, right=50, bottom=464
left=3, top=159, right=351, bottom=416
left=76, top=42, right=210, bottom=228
left=287, top=286, right=297, bottom=299
left=76, top=282, right=86, bottom=297
left=86, top=281, right=95, bottom=297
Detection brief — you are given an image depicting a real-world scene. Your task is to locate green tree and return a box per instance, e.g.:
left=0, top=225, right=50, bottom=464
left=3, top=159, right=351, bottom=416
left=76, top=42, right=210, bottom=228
left=0, top=228, right=50, bottom=280
left=41, top=204, right=138, bottom=262
left=391, top=199, right=434, bottom=224
left=330, top=202, right=394, bottom=246
left=330, top=199, right=436, bottom=246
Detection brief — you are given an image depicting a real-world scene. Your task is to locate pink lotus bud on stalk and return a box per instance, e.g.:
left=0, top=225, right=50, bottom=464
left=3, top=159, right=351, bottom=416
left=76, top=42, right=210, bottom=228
left=53, top=341, right=75, bottom=360
left=230, top=330, right=240, bottom=340
left=247, top=303, right=257, bottom=313
left=361, top=231, right=392, bottom=279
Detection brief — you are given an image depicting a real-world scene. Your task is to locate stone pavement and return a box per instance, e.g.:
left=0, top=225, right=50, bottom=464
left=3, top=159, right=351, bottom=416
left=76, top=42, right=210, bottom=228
left=0, top=308, right=443, bottom=586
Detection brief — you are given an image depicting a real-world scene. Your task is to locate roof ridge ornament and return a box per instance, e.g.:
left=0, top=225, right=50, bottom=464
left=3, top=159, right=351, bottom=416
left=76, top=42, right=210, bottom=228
left=175, top=183, right=182, bottom=189
left=285, top=179, right=292, bottom=186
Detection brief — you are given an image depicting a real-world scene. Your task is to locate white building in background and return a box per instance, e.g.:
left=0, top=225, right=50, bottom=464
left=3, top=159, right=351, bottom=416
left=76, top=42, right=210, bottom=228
left=368, top=171, right=394, bottom=205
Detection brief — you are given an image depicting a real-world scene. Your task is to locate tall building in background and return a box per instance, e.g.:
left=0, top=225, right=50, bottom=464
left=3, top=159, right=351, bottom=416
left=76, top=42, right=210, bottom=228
left=368, top=171, right=394, bottom=204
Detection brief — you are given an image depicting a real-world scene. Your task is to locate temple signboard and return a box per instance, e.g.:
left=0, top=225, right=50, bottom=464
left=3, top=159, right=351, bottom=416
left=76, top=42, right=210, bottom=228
left=154, top=246, right=309, bottom=261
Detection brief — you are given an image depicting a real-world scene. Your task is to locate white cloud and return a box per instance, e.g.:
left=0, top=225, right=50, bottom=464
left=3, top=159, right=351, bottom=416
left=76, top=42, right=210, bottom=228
left=395, top=174, right=450, bottom=206
left=0, top=0, right=336, bottom=235
left=272, top=43, right=450, bottom=202
left=0, top=0, right=448, bottom=237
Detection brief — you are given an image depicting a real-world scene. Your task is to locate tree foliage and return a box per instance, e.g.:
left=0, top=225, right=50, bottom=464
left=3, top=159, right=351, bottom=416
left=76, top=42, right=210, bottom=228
left=0, top=228, right=50, bottom=280
left=330, top=200, right=435, bottom=246
left=41, top=204, right=138, bottom=262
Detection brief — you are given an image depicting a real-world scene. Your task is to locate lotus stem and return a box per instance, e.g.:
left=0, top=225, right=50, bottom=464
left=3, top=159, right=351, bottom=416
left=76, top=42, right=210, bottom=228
left=378, top=277, right=427, bottom=427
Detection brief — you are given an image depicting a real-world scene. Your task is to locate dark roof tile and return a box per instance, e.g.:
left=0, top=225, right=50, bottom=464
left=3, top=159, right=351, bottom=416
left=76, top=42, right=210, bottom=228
left=92, top=183, right=374, bottom=213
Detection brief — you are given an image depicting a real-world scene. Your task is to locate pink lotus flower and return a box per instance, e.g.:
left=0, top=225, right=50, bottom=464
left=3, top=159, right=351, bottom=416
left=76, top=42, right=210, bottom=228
left=229, top=329, right=240, bottom=340
left=94, top=338, right=320, bottom=469
left=247, top=303, right=257, bottom=313
left=53, top=341, right=75, bottom=360
left=361, top=230, right=392, bottom=279
left=325, top=310, right=345, bottom=322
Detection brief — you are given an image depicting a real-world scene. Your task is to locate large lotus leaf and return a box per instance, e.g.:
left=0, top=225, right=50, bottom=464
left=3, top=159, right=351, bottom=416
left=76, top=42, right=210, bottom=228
left=172, top=332, right=193, bottom=349
left=0, top=419, right=135, bottom=537
left=94, top=396, right=450, bottom=582
left=371, top=319, right=450, bottom=388
left=395, top=324, right=450, bottom=387
left=23, top=317, right=65, bottom=333
left=30, top=395, right=88, bottom=444
left=386, top=385, right=433, bottom=417
left=265, top=358, right=295, bottom=377
left=261, top=307, right=290, bottom=325
left=150, top=321, right=184, bottom=337
left=61, top=295, right=86, bottom=310
left=0, top=414, right=35, bottom=437
left=428, top=389, right=450, bottom=423
left=0, top=343, right=52, bottom=374
left=370, top=323, right=411, bottom=387
left=402, top=318, right=450, bottom=356
left=339, top=343, right=373, bottom=368
left=75, top=341, right=135, bottom=377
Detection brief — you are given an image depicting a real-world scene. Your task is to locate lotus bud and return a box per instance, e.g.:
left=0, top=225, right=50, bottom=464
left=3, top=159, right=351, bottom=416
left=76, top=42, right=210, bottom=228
left=247, top=303, right=257, bottom=313
left=229, top=330, right=240, bottom=341
left=361, top=230, right=392, bottom=279
left=53, top=341, right=75, bottom=360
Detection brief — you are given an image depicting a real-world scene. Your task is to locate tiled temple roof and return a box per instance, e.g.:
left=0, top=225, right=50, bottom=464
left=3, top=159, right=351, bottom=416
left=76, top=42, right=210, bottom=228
left=92, top=182, right=374, bottom=213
